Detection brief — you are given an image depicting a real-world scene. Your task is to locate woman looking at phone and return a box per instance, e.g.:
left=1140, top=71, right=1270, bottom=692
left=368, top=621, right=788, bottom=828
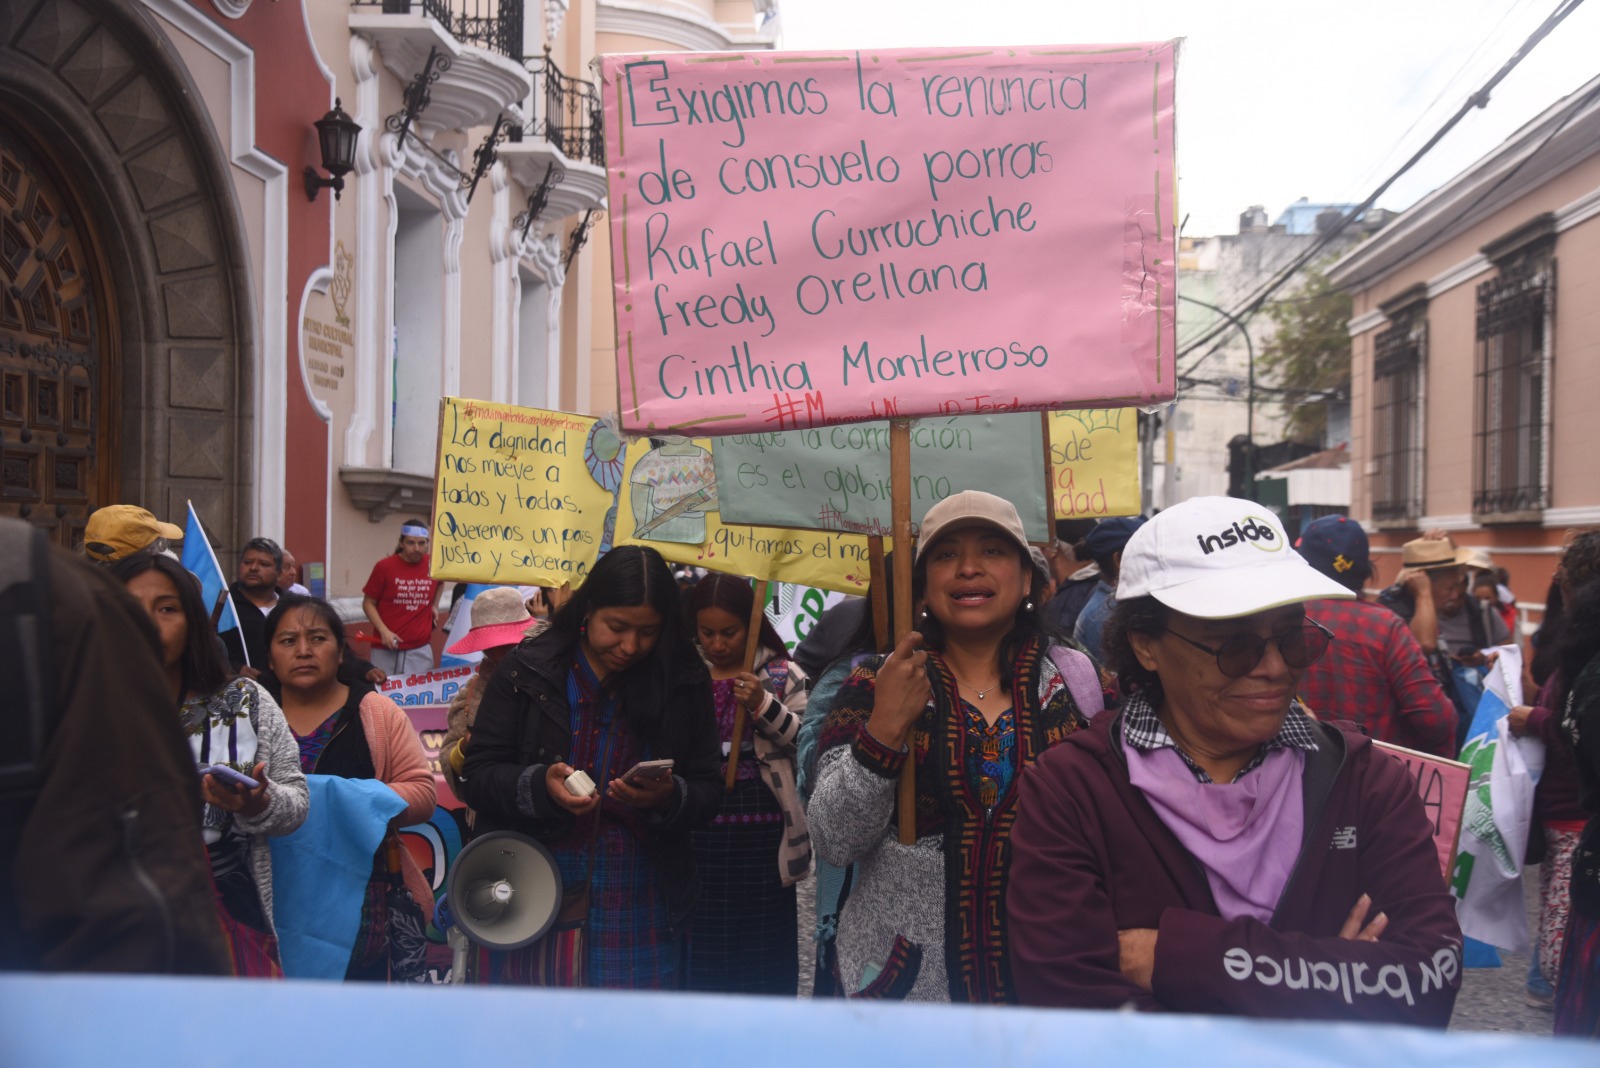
left=111, top=554, right=308, bottom=976
left=808, top=492, right=1093, bottom=1002
left=461, top=545, right=721, bottom=988
left=684, top=572, right=810, bottom=995
left=261, top=595, right=436, bottom=980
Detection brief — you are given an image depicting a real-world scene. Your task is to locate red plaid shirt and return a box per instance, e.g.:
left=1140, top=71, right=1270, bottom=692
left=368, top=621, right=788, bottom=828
left=1298, top=598, right=1458, bottom=758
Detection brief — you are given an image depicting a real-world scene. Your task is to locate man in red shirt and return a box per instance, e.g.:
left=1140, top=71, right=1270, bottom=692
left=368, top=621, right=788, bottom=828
left=361, top=517, right=442, bottom=675
left=1294, top=516, right=1457, bottom=758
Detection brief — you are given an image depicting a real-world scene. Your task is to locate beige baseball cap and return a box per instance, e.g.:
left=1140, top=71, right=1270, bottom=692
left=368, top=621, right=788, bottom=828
left=915, top=491, right=1030, bottom=562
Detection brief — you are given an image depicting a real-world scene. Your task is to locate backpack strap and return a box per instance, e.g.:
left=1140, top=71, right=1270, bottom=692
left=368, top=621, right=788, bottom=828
left=1047, top=644, right=1103, bottom=720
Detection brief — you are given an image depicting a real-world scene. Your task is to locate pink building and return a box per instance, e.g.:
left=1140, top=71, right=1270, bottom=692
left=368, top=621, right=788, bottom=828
left=1329, top=74, right=1600, bottom=610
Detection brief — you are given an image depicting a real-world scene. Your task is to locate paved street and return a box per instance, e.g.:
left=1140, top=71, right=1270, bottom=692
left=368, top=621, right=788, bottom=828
left=1448, top=866, right=1553, bottom=1034
left=798, top=860, right=1558, bottom=1035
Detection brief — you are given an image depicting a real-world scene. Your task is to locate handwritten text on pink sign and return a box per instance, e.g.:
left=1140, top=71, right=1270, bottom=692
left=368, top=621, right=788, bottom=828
left=601, top=44, right=1178, bottom=435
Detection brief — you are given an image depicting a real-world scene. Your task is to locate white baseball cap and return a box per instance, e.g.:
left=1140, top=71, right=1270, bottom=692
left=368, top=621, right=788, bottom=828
left=1117, top=496, right=1354, bottom=619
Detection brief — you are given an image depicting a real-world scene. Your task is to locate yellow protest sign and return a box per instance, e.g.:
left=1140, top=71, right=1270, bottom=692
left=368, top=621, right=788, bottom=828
left=430, top=397, right=619, bottom=586
left=614, top=437, right=871, bottom=594
left=1049, top=410, right=1142, bottom=519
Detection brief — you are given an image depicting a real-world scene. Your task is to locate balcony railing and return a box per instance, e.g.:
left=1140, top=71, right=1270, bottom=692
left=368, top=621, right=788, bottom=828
left=525, top=52, right=605, bottom=168
left=357, top=0, right=524, bottom=61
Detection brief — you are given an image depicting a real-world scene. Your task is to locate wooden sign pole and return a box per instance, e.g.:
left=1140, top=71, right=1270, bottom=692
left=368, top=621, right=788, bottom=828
left=725, top=577, right=769, bottom=790
left=890, top=420, right=917, bottom=845
left=1040, top=411, right=1057, bottom=535
left=868, top=536, right=890, bottom=653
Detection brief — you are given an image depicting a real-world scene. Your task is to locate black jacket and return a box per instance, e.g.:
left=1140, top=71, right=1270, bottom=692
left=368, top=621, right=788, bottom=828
left=459, top=633, right=721, bottom=926
left=221, top=582, right=271, bottom=671
left=1, top=521, right=228, bottom=974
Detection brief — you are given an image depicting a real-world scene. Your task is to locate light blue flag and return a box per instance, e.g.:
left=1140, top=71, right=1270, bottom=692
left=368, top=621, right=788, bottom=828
left=180, top=500, right=240, bottom=638
left=269, top=776, right=408, bottom=980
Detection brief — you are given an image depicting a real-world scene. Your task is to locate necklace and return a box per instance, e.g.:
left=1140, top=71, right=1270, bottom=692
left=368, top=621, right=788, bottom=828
left=951, top=672, right=1001, bottom=700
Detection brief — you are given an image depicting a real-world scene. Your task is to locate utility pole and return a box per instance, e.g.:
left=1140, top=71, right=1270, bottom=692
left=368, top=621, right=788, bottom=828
left=1178, top=294, right=1256, bottom=497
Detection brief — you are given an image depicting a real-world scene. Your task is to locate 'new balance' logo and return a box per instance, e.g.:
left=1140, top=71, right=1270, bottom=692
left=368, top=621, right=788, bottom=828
left=1331, top=826, right=1358, bottom=849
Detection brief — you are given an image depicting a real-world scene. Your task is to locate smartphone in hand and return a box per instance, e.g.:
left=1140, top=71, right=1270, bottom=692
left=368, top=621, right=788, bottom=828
left=622, top=758, right=674, bottom=785
left=200, top=764, right=260, bottom=791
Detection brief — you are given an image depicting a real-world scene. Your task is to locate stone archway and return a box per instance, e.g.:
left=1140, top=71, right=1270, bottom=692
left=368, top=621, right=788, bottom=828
left=0, top=0, right=255, bottom=552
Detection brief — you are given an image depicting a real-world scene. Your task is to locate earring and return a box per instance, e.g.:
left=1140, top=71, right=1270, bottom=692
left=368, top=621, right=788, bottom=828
left=1024, top=600, right=1034, bottom=612
left=580, top=619, right=588, bottom=635
left=919, top=606, right=930, bottom=620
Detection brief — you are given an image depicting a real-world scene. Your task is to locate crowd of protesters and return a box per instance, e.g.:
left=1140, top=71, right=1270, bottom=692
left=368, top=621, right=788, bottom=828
left=4, top=491, right=1600, bottom=1038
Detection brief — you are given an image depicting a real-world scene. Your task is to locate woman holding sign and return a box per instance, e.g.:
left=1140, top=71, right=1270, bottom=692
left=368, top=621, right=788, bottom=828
left=1006, top=498, right=1463, bottom=1025
left=809, top=491, right=1095, bottom=1002
left=460, top=545, right=721, bottom=989
left=684, top=573, right=810, bottom=995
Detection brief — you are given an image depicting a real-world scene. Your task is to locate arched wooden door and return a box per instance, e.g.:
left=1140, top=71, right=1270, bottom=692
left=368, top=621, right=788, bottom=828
left=0, top=117, right=114, bottom=550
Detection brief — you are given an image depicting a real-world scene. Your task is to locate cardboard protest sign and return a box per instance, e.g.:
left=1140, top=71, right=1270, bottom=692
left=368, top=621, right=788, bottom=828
left=711, top=413, right=1050, bottom=539
left=600, top=43, right=1178, bottom=435
left=1049, top=409, right=1141, bottom=519
left=614, top=436, right=872, bottom=593
left=1372, top=741, right=1471, bottom=883
left=430, top=398, right=619, bottom=586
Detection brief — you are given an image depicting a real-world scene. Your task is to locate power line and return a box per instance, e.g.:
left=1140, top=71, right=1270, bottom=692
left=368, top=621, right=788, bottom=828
left=1174, top=0, right=1588, bottom=370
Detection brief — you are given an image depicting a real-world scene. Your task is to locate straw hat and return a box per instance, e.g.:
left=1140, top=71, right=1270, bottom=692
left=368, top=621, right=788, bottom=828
left=446, top=588, right=539, bottom=655
left=1399, top=536, right=1475, bottom=571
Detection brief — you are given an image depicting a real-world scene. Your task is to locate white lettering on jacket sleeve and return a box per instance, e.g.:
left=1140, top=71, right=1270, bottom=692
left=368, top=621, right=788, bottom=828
left=1221, top=943, right=1459, bottom=1007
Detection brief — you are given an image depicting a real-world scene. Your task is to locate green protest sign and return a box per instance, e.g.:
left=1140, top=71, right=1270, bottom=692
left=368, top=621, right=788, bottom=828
left=711, top=412, right=1050, bottom=541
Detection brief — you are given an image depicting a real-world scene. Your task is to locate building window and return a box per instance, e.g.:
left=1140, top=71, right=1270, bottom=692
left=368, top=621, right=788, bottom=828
left=1473, top=256, right=1554, bottom=517
left=1371, top=314, right=1426, bottom=521
left=392, top=186, right=444, bottom=476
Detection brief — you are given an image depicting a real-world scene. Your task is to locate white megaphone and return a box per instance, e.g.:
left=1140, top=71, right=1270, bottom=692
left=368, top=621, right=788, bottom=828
left=439, top=831, right=563, bottom=982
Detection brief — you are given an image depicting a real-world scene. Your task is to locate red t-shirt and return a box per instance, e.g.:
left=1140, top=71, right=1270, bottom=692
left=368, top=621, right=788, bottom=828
left=362, top=554, right=439, bottom=649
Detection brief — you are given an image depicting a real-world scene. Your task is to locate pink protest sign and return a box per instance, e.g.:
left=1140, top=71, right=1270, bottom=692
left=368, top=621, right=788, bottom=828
left=1373, top=741, right=1471, bottom=881
left=600, top=44, right=1178, bottom=435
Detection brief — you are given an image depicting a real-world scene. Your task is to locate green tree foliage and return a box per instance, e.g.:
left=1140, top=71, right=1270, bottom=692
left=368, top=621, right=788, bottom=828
left=1259, top=260, right=1351, bottom=444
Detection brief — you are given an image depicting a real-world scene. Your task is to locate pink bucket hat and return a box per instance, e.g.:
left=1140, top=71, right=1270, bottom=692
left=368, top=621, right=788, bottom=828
left=446, top=588, right=539, bottom=655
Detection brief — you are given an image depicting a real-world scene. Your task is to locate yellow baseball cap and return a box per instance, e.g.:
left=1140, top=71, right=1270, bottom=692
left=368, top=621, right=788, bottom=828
left=83, top=505, right=184, bottom=562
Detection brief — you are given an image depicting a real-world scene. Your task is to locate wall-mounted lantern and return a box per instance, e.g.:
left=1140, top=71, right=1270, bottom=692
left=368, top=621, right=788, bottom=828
left=304, top=98, right=362, bottom=202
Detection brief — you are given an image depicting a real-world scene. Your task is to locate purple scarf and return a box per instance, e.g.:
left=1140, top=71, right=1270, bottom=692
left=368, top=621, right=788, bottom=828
left=1125, top=742, right=1305, bottom=923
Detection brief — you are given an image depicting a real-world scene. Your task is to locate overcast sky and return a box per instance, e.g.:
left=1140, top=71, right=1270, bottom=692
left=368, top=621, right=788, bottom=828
left=775, top=0, right=1600, bottom=238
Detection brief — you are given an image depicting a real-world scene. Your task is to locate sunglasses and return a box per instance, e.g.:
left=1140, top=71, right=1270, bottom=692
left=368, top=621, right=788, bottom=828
left=1164, top=619, right=1333, bottom=678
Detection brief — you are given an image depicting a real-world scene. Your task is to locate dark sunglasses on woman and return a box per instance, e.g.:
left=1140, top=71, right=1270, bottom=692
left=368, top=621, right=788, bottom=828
left=1165, top=619, right=1334, bottom=678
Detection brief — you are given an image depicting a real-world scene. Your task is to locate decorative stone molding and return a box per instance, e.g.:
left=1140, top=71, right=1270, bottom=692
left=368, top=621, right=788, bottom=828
left=338, top=466, right=436, bottom=522
left=345, top=32, right=390, bottom=468
left=499, top=136, right=607, bottom=221
left=544, top=0, right=571, bottom=41
left=349, top=10, right=533, bottom=135
left=595, top=0, right=778, bottom=51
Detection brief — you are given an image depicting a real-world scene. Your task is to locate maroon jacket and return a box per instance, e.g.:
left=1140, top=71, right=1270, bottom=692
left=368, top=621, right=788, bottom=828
left=1007, top=711, right=1462, bottom=1025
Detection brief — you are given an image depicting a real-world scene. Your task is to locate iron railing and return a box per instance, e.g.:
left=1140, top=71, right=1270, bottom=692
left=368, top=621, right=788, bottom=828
left=359, top=0, right=524, bottom=61
left=525, top=52, right=605, bottom=167
left=1371, top=318, right=1426, bottom=522
left=1472, top=259, right=1554, bottom=517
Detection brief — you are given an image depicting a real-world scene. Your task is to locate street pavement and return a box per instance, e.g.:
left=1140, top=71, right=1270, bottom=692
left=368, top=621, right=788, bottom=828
left=1448, top=865, right=1553, bottom=1034
left=796, top=860, right=1558, bottom=1035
